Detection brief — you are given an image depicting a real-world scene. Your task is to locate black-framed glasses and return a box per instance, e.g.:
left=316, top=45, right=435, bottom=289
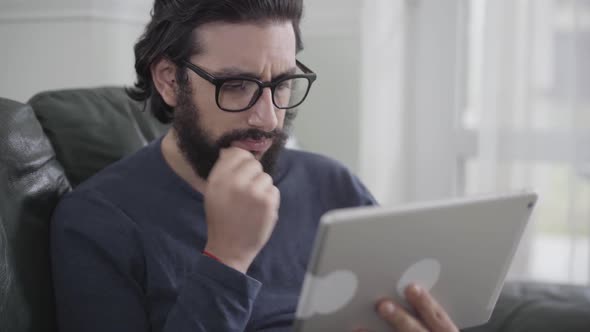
left=182, top=59, right=317, bottom=112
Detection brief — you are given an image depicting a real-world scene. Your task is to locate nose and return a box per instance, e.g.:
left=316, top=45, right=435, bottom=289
left=247, top=87, right=278, bottom=132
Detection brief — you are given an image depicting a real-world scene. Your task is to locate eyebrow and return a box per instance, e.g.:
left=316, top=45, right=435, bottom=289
left=212, top=67, right=297, bottom=81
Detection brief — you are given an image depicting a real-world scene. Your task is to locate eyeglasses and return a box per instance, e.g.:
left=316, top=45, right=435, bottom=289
left=182, top=59, right=317, bottom=112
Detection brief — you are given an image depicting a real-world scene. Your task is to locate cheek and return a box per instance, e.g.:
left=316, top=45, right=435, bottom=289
left=190, top=80, right=230, bottom=138
left=191, top=79, right=218, bottom=112
left=197, top=106, right=251, bottom=140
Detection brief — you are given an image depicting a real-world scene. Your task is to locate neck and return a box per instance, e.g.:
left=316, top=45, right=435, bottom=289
left=160, top=129, right=208, bottom=194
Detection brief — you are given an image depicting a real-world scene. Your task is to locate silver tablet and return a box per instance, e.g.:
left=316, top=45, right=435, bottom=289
left=294, top=192, right=537, bottom=331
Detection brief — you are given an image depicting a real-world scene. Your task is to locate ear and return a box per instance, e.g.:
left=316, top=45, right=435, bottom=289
left=151, top=57, right=180, bottom=107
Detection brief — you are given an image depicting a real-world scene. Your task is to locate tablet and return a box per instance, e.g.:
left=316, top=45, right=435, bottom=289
left=294, top=192, right=537, bottom=331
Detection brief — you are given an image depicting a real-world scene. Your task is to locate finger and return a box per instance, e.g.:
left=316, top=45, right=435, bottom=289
left=248, top=172, right=280, bottom=207
left=263, top=185, right=281, bottom=222
left=405, top=285, right=458, bottom=332
left=210, top=149, right=260, bottom=184
left=377, top=300, right=427, bottom=332
left=215, top=147, right=255, bottom=174
left=252, top=171, right=274, bottom=188
left=269, top=185, right=281, bottom=209
left=232, top=158, right=264, bottom=186
left=250, top=173, right=275, bottom=198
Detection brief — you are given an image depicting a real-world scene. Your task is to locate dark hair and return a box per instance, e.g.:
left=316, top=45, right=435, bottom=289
left=127, top=0, right=304, bottom=124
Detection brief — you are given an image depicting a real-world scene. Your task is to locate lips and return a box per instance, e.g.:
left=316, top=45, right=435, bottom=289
left=231, top=138, right=272, bottom=153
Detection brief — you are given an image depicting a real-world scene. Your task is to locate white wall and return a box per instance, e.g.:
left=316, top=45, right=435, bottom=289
left=296, top=0, right=363, bottom=173
left=402, top=0, right=463, bottom=202
left=297, top=0, right=462, bottom=204
left=0, top=0, right=151, bottom=102
left=358, top=0, right=407, bottom=204
left=1, top=0, right=403, bottom=188
left=0, top=0, right=366, bottom=175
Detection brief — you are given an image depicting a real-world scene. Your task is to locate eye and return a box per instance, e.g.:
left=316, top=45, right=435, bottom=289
left=224, top=81, right=247, bottom=90
left=277, top=80, right=292, bottom=90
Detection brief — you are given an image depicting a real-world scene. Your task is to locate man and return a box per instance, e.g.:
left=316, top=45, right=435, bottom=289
left=51, top=1, right=459, bottom=331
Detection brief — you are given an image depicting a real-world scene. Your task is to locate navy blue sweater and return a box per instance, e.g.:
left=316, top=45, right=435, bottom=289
left=51, top=137, right=375, bottom=332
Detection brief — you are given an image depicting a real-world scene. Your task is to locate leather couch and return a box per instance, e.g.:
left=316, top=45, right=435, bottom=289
left=0, top=87, right=167, bottom=332
left=0, top=87, right=589, bottom=332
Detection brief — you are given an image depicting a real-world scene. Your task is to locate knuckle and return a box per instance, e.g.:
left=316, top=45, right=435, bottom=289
left=433, top=309, right=446, bottom=323
left=242, top=150, right=257, bottom=161
left=248, top=159, right=263, bottom=172
left=418, top=294, right=445, bottom=322
left=258, top=172, right=272, bottom=185
left=249, top=188, right=272, bottom=206
left=270, top=187, right=281, bottom=204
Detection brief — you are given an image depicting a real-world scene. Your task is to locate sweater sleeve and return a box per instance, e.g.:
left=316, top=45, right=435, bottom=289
left=50, top=189, right=261, bottom=332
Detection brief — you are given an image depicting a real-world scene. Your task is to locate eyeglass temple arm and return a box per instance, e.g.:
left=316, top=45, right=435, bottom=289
left=296, top=60, right=314, bottom=74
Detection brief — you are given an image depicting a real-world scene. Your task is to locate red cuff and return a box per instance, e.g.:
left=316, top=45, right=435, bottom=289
left=203, top=250, right=222, bottom=262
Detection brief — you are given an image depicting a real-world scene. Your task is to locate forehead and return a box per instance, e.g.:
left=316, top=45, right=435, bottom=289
left=192, top=21, right=296, bottom=68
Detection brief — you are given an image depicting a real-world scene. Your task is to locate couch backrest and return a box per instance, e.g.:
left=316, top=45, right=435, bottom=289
left=0, top=97, right=71, bottom=332
left=29, top=87, right=169, bottom=187
left=1, top=87, right=168, bottom=331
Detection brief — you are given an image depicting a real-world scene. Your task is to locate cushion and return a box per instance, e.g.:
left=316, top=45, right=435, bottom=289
left=464, top=281, right=590, bottom=332
left=29, top=87, right=169, bottom=187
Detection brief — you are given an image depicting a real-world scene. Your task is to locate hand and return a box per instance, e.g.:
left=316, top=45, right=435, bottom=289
left=203, top=147, right=280, bottom=274
left=356, top=284, right=459, bottom=332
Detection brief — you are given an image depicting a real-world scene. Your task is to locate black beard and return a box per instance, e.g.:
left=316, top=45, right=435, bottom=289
left=172, top=85, right=289, bottom=180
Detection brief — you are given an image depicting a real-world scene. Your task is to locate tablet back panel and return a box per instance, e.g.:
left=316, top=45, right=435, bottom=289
left=294, top=192, right=537, bottom=332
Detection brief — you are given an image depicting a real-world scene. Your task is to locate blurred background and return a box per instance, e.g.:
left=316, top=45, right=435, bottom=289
left=1, top=0, right=588, bottom=285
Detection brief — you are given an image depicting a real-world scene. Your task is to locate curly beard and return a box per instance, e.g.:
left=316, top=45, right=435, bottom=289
left=172, top=83, right=294, bottom=179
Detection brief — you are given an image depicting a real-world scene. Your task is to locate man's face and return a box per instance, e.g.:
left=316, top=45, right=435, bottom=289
left=173, top=21, right=297, bottom=179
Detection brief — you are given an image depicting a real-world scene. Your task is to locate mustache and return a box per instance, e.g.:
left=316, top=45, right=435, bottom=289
left=216, top=128, right=287, bottom=148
